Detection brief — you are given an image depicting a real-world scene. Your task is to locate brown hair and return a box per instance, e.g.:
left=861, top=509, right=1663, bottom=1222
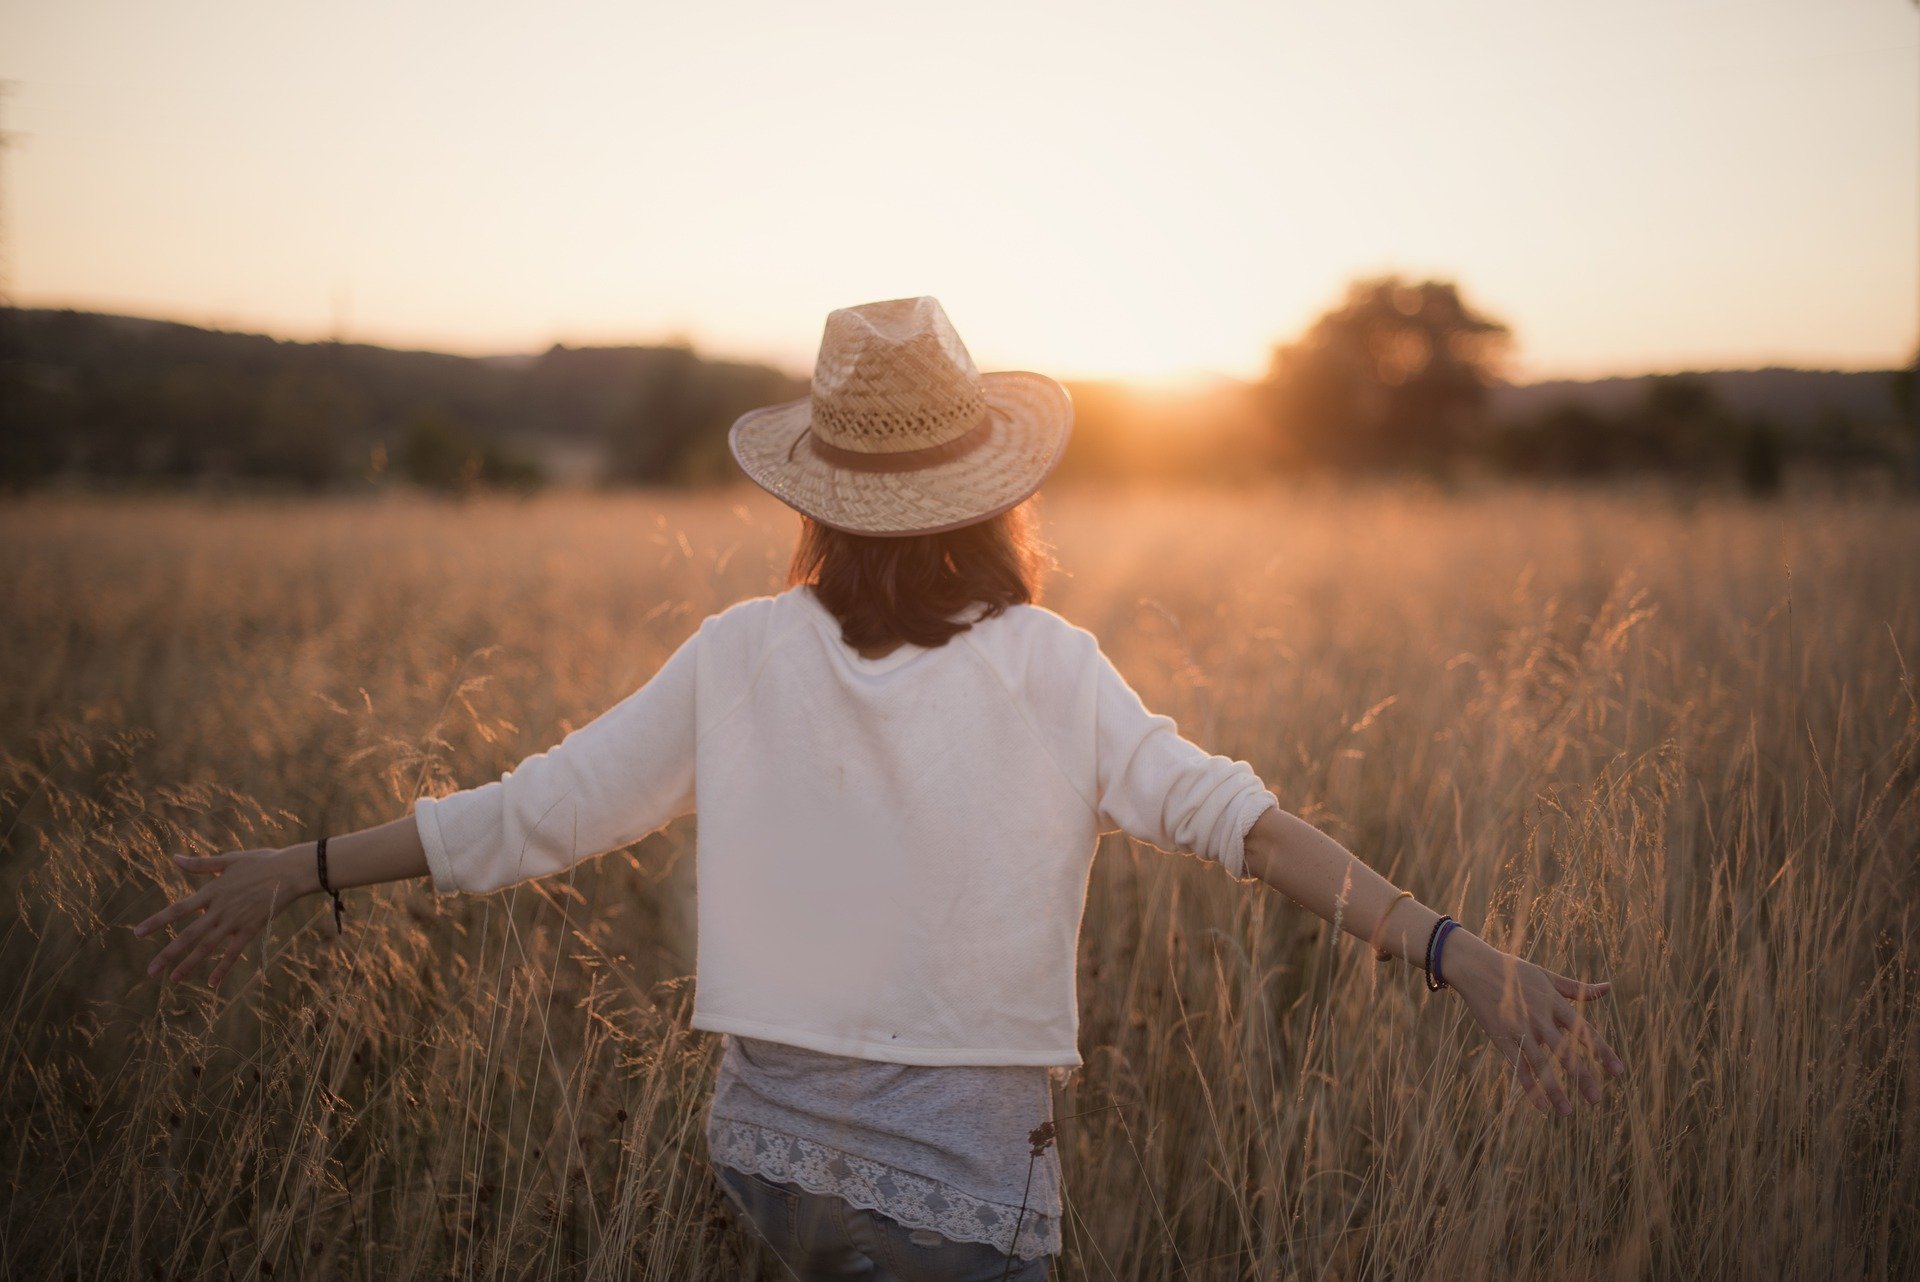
left=786, top=499, right=1056, bottom=650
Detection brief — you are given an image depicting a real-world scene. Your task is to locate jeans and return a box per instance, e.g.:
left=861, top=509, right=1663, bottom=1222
left=712, top=1161, right=1051, bottom=1281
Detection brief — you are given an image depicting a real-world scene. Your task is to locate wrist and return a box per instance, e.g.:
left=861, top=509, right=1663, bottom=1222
left=276, top=842, right=323, bottom=900
left=1436, top=926, right=1501, bottom=991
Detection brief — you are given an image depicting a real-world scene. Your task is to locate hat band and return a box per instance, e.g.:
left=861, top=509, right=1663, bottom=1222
left=798, top=406, right=998, bottom=473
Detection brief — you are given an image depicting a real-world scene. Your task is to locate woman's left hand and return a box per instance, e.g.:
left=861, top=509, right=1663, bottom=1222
left=133, top=846, right=315, bottom=987
left=1445, top=932, right=1627, bottom=1117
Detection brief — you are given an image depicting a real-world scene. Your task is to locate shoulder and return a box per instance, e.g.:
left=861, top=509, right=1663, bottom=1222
left=694, top=586, right=814, bottom=656
left=956, top=604, right=1109, bottom=769
left=960, top=601, right=1102, bottom=677
left=997, top=601, right=1092, bottom=643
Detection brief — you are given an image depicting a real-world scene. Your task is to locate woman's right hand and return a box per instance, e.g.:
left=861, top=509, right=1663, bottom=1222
left=133, top=845, right=317, bottom=988
left=1444, top=931, right=1627, bottom=1117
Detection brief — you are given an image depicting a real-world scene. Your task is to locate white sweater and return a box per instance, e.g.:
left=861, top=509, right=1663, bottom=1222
left=414, top=583, right=1279, bottom=1067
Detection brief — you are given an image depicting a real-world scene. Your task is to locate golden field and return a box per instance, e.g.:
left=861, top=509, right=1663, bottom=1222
left=2, top=481, right=1916, bottom=1280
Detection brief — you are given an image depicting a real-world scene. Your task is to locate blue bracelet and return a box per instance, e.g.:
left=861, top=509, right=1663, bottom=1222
left=1430, top=919, right=1460, bottom=990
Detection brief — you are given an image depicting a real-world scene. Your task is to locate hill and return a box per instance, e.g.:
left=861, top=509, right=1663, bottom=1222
left=1, top=307, right=1907, bottom=488
left=1, top=308, right=803, bottom=488
left=1489, top=368, right=1903, bottom=436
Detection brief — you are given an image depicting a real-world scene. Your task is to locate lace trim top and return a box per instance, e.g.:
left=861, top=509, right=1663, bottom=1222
left=706, top=1034, right=1063, bottom=1261
left=709, top=1119, right=1061, bottom=1262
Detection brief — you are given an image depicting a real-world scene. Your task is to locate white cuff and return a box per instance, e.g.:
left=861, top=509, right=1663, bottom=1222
left=413, top=797, right=463, bottom=896
left=1223, top=788, right=1280, bottom=882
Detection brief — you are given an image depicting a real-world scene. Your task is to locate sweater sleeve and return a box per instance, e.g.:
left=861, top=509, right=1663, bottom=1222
left=412, top=624, right=701, bottom=896
left=1089, top=641, right=1278, bottom=881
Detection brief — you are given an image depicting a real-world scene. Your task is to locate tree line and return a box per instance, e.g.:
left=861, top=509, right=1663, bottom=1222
left=0, top=308, right=805, bottom=492
left=1256, top=276, right=1913, bottom=493
left=1, top=282, right=1911, bottom=495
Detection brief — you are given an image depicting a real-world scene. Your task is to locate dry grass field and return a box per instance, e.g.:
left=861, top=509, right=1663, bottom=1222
left=2, top=480, right=1916, bottom=1280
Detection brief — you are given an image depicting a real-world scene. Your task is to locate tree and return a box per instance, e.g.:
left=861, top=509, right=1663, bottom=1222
left=391, top=407, right=543, bottom=494
left=605, top=346, right=805, bottom=485
left=1740, top=417, right=1784, bottom=497
left=1494, top=374, right=1751, bottom=484
left=1259, top=275, right=1512, bottom=474
left=606, top=346, right=721, bottom=484
left=393, top=407, right=477, bottom=490
left=1636, top=373, right=1738, bottom=475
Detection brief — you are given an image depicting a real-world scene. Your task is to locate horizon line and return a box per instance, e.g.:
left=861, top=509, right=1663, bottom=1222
left=14, top=297, right=1911, bottom=389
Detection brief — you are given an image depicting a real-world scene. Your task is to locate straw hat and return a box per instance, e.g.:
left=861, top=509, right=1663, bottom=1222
left=729, top=297, right=1073, bottom=537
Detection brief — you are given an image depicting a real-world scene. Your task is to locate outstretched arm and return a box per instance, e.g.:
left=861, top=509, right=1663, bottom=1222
left=134, top=615, right=708, bottom=987
left=1241, top=805, right=1627, bottom=1118
left=133, top=813, right=429, bottom=987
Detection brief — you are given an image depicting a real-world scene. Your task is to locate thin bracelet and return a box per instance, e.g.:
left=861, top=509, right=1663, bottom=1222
left=315, top=835, right=345, bottom=935
left=1370, top=889, right=1415, bottom=961
left=1429, top=919, right=1461, bottom=991
left=1423, top=914, right=1454, bottom=991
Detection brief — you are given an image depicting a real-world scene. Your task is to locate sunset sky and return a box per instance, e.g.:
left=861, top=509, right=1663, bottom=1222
left=4, top=0, right=1916, bottom=383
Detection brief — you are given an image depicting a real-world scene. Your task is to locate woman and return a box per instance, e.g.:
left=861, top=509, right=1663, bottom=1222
left=133, top=297, right=1625, bottom=1281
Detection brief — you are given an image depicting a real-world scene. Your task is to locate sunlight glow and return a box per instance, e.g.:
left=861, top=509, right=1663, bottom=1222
left=3, top=0, right=1915, bottom=382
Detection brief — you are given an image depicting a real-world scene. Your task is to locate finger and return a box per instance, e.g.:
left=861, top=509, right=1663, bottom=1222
left=173, top=852, right=239, bottom=875
left=133, top=886, right=212, bottom=938
left=1560, top=1021, right=1608, bottom=1087
left=1502, top=1035, right=1550, bottom=1114
left=169, top=925, right=232, bottom=984
left=1538, top=1023, right=1577, bottom=1080
left=1552, top=1002, right=1601, bottom=1059
left=1554, top=1003, right=1627, bottom=1075
left=1542, top=1024, right=1605, bottom=1105
left=207, top=933, right=250, bottom=989
left=1571, top=1056, right=1604, bottom=1106
left=1550, top=971, right=1611, bottom=1002
left=1523, top=1037, right=1574, bottom=1116
left=1554, top=1004, right=1620, bottom=1075
left=1512, top=1043, right=1554, bottom=1115
left=148, top=911, right=221, bottom=977
left=1594, top=1033, right=1627, bottom=1076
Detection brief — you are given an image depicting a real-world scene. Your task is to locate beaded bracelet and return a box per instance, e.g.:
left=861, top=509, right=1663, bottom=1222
left=316, top=835, right=346, bottom=935
left=1423, top=914, right=1455, bottom=991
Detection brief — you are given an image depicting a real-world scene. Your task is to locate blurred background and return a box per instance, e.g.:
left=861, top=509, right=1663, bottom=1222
left=6, top=7, right=1920, bottom=1279
left=1, top=0, right=1915, bottom=497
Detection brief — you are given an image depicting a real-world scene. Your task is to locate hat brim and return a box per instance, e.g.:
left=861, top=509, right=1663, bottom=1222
left=728, top=371, right=1073, bottom=537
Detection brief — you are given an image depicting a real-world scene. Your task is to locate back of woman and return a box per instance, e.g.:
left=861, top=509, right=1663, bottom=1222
left=134, top=297, right=1626, bottom=1282
left=413, top=552, right=1275, bottom=1066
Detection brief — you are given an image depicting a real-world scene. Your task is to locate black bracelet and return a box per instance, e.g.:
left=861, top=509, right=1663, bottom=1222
left=1423, top=913, right=1453, bottom=991
left=316, top=835, right=345, bottom=934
